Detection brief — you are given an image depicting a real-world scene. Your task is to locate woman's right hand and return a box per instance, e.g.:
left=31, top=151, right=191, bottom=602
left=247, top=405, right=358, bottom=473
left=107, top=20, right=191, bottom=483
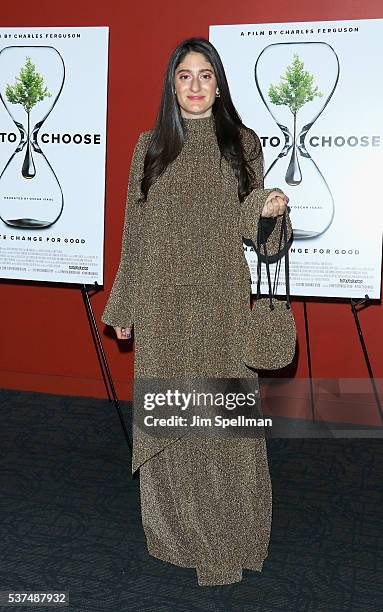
left=261, top=189, right=289, bottom=218
left=114, top=326, right=132, bottom=340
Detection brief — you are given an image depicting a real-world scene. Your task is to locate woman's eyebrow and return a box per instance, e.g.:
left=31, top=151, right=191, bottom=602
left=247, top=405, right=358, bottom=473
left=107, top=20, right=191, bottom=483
left=175, top=68, right=214, bottom=73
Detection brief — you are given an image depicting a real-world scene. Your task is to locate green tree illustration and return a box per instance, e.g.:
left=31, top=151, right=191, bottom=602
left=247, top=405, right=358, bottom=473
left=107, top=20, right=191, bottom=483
left=5, top=57, right=52, bottom=180
left=5, top=56, right=51, bottom=113
left=5, top=56, right=52, bottom=150
left=268, top=54, right=323, bottom=144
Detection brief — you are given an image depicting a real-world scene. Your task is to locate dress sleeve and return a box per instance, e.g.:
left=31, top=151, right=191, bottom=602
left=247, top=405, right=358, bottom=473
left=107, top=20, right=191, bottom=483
left=240, top=127, right=292, bottom=258
left=101, top=131, right=150, bottom=328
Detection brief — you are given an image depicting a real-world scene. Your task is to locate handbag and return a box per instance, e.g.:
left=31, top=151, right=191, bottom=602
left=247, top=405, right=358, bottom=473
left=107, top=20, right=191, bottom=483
left=243, top=210, right=296, bottom=370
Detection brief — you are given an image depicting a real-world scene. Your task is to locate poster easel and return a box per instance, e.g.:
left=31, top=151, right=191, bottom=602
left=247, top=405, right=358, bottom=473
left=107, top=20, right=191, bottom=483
left=81, top=281, right=132, bottom=455
left=303, top=295, right=383, bottom=425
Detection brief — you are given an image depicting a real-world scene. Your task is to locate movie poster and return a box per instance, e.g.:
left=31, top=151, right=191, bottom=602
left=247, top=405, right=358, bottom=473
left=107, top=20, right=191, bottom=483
left=0, top=27, right=108, bottom=284
left=210, top=19, right=383, bottom=298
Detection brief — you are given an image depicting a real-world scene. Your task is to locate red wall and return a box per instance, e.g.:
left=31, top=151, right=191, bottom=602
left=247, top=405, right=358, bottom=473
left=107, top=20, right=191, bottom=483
left=1, top=0, right=382, bottom=403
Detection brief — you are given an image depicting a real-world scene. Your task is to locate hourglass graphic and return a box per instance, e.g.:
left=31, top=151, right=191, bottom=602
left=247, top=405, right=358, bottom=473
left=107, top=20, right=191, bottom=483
left=255, top=42, right=339, bottom=239
left=0, top=46, right=65, bottom=228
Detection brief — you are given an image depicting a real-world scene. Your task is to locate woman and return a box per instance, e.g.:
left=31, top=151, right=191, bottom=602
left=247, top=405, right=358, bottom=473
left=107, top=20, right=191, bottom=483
left=102, top=37, right=291, bottom=586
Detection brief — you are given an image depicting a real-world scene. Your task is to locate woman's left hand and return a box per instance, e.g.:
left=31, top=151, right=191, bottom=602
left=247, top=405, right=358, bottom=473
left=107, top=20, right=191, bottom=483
left=261, top=189, right=289, bottom=218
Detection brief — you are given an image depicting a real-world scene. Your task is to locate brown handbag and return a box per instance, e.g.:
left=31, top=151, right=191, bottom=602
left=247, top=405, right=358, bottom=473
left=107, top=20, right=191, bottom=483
left=244, top=210, right=296, bottom=370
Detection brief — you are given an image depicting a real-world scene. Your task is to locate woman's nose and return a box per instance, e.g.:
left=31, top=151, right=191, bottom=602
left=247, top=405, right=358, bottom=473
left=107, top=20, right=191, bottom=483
left=190, top=76, right=201, bottom=92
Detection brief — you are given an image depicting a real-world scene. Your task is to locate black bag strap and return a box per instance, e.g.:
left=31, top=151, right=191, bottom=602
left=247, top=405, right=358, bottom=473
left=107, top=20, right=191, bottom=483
left=255, top=207, right=294, bottom=264
left=256, top=210, right=291, bottom=310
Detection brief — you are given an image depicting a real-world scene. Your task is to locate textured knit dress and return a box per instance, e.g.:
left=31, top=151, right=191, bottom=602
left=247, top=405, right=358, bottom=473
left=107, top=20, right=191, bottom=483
left=102, top=114, right=292, bottom=586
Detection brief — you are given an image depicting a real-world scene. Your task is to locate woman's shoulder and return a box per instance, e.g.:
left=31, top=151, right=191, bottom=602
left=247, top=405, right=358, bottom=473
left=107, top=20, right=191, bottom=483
left=131, top=129, right=154, bottom=163
left=135, top=128, right=154, bottom=148
left=238, top=124, right=262, bottom=159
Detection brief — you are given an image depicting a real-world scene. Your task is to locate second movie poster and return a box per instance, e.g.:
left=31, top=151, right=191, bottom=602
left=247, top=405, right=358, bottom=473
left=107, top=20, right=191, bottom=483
left=210, top=18, right=383, bottom=299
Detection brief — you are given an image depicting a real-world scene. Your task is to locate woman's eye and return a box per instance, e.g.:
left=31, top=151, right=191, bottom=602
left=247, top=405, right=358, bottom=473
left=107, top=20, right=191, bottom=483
left=179, top=74, right=190, bottom=80
left=200, top=73, right=212, bottom=79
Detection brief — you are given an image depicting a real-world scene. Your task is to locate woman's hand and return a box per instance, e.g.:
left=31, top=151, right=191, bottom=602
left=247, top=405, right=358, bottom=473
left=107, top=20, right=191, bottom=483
left=261, top=189, right=289, bottom=218
left=114, top=326, right=132, bottom=340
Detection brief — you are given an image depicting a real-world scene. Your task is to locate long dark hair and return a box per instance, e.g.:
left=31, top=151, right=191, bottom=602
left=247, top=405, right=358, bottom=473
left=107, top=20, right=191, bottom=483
left=141, top=37, right=257, bottom=202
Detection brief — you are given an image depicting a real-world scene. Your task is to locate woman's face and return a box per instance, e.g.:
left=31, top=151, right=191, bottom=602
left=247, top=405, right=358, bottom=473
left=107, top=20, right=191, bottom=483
left=174, top=51, right=218, bottom=119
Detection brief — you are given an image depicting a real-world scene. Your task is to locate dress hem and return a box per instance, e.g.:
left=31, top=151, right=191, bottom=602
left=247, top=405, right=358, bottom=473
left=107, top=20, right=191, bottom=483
left=146, top=541, right=266, bottom=586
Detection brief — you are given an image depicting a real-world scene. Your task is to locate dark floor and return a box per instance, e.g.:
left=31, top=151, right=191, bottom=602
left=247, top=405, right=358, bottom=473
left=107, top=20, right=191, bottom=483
left=1, top=387, right=382, bottom=612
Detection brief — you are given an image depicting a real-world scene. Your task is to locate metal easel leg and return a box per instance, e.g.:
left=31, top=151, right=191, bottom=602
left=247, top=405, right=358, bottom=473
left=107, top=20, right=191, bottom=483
left=350, top=295, right=383, bottom=423
left=81, top=282, right=132, bottom=455
left=303, top=299, right=315, bottom=422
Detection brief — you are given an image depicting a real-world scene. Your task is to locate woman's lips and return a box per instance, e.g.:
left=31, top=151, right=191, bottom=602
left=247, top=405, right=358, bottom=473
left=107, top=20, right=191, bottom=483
left=187, top=96, right=204, bottom=100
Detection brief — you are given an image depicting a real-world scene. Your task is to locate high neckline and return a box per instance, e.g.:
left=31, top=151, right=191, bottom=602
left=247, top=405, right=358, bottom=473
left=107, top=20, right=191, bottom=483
left=182, top=114, right=215, bottom=135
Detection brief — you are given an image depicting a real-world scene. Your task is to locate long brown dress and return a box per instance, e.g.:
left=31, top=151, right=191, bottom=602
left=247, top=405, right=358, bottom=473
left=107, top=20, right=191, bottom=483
left=102, top=114, right=292, bottom=586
